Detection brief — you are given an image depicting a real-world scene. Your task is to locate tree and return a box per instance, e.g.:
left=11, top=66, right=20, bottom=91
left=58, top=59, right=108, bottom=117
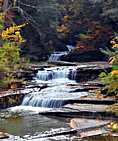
left=0, top=11, right=26, bottom=88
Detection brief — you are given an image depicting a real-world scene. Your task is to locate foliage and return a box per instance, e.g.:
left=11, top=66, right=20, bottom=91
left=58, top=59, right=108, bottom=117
left=106, top=103, right=118, bottom=117
left=1, top=24, right=25, bottom=43
left=0, top=12, right=26, bottom=88
left=99, top=34, right=118, bottom=97
left=99, top=72, right=118, bottom=96
left=7, top=0, right=117, bottom=61
left=109, top=34, right=118, bottom=65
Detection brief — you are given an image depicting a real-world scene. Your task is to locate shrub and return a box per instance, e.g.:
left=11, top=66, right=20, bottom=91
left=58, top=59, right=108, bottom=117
left=99, top=34, right=118, bottom=97
left=0, top=12, right=26, bottom=89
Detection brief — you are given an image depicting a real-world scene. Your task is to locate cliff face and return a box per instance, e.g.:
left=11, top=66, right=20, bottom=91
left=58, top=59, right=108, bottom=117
left=12, top=0, right=118, bottom=62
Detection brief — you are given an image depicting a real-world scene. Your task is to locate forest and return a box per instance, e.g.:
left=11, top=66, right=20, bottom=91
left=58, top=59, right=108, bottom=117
left=0, top=0, right=118, bottom=140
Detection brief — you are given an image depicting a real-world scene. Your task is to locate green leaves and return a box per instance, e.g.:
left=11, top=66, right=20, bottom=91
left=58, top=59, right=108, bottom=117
left=112, top=65, right=118, bottom=70
left=0, top=41, right=20, bottom=70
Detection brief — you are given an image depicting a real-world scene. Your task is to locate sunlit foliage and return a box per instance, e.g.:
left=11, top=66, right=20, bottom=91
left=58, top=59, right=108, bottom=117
left=0, top=12, right=26, bottom=88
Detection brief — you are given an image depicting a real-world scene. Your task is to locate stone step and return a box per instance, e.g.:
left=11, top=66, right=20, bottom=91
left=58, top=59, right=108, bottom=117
left=39, top=104, right=118, bottom=120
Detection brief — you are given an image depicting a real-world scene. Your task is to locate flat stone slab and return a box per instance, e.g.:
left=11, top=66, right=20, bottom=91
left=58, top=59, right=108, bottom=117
left=64, top=104, right=108, bottom=112
left=39, top=103, right=117, bottom=119
left=68, top=118, right=109, bottom=129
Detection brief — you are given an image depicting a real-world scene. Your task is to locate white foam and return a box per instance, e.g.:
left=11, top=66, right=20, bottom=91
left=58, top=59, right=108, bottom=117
left=9, top=106, right=51, bottom=114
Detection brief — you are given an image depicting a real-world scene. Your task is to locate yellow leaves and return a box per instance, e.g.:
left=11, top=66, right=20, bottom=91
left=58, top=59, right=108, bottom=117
left=111, top=70, right=118, bottom=76
left=107, top=122, right=118, bottom=132
left=108, top=35, right=118, bottom=65
left=1, top=24, right=26, bottom=43
left=111, top=36, right=118, bottom=49
left=112, top=44, right=118, bottom=48
left=56, top=25, right=70, bottom=33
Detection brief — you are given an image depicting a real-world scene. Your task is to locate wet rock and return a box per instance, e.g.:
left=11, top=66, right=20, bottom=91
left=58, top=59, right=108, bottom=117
left=9, top=69, right=37, bottom=81
left=69, top=63, right=111, bottom=82
left=0, top=92, right=29, bottom=109
left=40, top=103, right=117, bottom=119
left=48, top=61, right=77, bottom=66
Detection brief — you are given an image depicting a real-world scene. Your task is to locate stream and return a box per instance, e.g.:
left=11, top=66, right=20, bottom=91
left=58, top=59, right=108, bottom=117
left=0, top=65, right=88, bottom=140
left=0, top=63, right=117, bottom=141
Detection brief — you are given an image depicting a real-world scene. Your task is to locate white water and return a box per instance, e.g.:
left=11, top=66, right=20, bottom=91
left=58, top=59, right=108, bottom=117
left=48, top=52, right=67, bottom=62
left=21, top=66, right=89, bottom=108
left=9, top=106, right=52, bottom=114
left=48, top=45, right=75, bottom=62
left=35, top=66, right=77, bottom=82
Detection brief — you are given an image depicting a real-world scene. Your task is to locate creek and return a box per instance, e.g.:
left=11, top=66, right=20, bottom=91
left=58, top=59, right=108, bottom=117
left=0, top=62, right=117, bottom=140
left=0, top=65, right=89, bottom=140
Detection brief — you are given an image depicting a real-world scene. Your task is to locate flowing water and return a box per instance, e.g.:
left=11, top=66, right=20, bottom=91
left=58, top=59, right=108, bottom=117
left=0, top=65, right=89, bottom=140
left=0, top=64, right=116, bottom=141
left=48, top=44, right=75, bottom=62
left=48, top=52, right=67, bottom=62
left=21, top=66, right=88, bottom=108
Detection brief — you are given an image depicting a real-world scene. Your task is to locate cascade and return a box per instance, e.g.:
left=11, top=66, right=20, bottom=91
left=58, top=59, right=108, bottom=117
left=48, top=52, right=67, bottom=62
left=36, top=67, right=70, bottom=81
left=48, top=45, right=75, bottom=62
left=22, top=95, right=66, bottom=108
left=21, top=66, right=79, bottom=108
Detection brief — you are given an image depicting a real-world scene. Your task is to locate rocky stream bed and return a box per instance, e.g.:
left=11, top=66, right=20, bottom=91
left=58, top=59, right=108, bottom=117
left=0, top=62, right=118, bottom=141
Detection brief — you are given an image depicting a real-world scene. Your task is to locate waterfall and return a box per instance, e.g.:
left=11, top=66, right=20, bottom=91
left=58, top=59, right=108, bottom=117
left=48, top=52, right=67, bottom=62
left=36, top=67, right=70, bottom=81
left=48, top=45, right=75, bottom=62
left=22, top=95, right=65, bottom=108
left=21, top=66, right=80, bottom=108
